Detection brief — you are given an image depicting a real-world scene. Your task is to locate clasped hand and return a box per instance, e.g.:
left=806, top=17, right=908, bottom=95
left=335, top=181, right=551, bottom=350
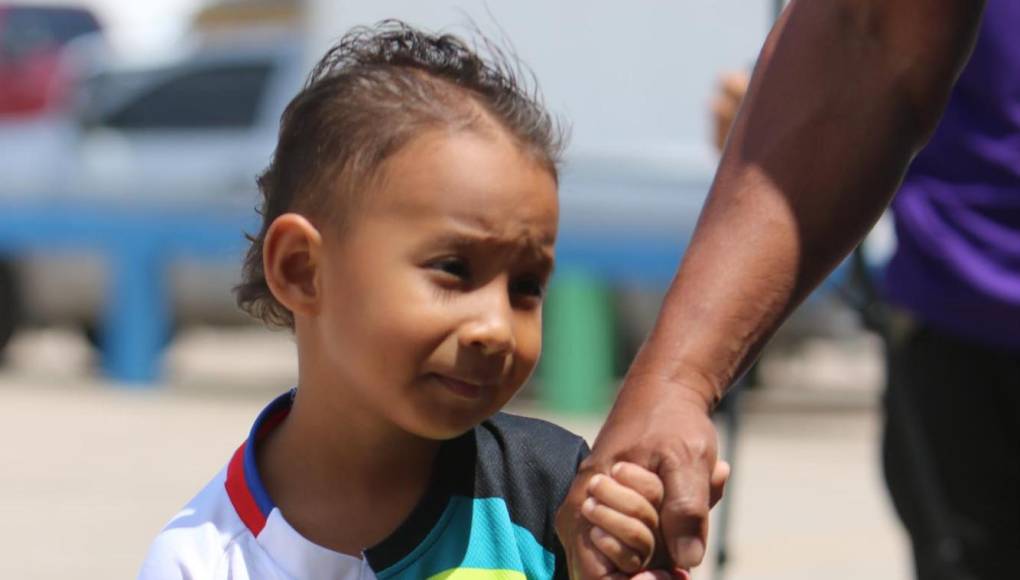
left=556, top=381, right=729, bottom=579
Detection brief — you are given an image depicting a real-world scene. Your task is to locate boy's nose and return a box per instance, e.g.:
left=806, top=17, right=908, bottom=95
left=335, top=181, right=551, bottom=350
left=458, top=301, right=515, bottom=357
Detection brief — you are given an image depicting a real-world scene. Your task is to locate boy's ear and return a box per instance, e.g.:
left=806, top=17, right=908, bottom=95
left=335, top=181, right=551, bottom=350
left=263, top=213, right=323, bottom=319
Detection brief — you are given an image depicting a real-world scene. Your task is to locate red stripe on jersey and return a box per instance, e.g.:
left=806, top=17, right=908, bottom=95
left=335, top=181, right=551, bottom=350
left=225, top=442, right=268, bottom=536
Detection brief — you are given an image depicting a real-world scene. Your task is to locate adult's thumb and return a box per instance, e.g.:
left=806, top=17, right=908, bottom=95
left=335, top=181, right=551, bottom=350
left=659, top=461, right=711, bottom=569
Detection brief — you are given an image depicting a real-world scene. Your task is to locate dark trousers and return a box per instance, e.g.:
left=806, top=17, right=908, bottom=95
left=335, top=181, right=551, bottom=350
left=882, top=323, right=1020, bottom=580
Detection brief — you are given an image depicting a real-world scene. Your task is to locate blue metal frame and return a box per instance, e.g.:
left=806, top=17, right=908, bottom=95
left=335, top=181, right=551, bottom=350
left=0, top=198, right=851, bottom=385
left=0, top=199, right=256, bottom=383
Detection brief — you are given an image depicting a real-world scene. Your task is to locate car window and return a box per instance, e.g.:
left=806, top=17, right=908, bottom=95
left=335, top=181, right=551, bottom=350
left=101, top=63, right=273, bottom=130
left=0, top=7, right=101, bottom=57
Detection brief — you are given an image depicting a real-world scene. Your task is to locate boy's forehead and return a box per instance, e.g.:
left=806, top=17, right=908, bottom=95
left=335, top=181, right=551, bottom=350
left=365, top=130, right=558, bottom=219
left=374, top=196, right=559, bottom=258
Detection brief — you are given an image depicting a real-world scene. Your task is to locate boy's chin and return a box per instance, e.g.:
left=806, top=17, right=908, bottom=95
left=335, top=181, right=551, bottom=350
left=411, top=419, right=481, bottom=441
left=402, top=408, right=494, bottom=441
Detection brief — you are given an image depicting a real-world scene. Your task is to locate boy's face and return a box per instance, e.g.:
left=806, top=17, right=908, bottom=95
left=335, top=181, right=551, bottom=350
left=313, top=128, right=558, bottom=439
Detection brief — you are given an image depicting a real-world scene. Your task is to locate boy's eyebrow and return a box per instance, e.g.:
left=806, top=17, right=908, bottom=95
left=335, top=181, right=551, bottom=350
left=429, top=231, right=485, bottom=248
left=429, top=231, right=556, bottom=273
left=431, top=227, right=556, bottom=249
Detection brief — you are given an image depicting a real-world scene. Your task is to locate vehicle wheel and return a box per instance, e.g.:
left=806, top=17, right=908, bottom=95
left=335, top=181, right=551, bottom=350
left=0, top=259, right=22, bottom=358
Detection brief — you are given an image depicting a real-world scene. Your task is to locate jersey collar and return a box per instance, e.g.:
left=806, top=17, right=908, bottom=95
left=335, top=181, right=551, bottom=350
left=225, top=389, right=293, bottom=535
left=223, top=388, right=477, bottom=574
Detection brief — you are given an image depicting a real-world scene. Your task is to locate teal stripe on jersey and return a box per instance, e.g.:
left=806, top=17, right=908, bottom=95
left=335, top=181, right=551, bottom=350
left=375, top=496, right=556, bottom=579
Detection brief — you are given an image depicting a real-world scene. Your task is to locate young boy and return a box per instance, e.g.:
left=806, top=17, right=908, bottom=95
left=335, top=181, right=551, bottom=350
left=140, top=21, right=664, bottom=579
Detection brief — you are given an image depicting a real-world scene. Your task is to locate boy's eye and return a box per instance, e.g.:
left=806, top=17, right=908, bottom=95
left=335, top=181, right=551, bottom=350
left=510, top=275, right=544, bottom=299
left=431, top=257, right=470, bottom=280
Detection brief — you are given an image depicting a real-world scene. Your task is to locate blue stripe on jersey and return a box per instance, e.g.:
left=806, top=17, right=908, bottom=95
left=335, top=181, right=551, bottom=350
left=242, top=390, right=294, bottom=520
left=375, top=496, right=555, bottom=579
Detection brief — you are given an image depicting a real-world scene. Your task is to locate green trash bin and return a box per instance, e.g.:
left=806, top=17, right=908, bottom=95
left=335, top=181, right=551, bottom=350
left=539, top=271, right=615, bottom=414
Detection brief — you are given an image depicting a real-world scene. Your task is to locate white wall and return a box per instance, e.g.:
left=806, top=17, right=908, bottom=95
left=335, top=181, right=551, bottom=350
left=25, top=0, right=776, bottom=171
left=305, top=1, right=772, bottom=173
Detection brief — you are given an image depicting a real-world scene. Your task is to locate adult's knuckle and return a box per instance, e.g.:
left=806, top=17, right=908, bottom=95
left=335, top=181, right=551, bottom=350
left=662, top=497, right=708, bottom=523
left=683, top=436, right=714, bottom=461
left=658, top=442, right=717, bottom=479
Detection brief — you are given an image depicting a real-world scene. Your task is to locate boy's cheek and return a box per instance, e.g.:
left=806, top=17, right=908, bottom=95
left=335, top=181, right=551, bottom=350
left=514, top=330, right=542, bottom=381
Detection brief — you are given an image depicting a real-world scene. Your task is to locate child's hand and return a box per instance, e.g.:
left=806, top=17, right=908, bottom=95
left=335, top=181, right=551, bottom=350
left=580, top=461, right=664, bottom=576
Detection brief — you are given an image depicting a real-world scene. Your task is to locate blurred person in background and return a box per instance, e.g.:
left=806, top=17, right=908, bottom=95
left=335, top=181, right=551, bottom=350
left=709, top=3, right=1020, bottom=574
left=556, top=0, right=993, bottom=577
left=707, top=3, right=1020, bottom=573
left=878, top=1, right=1020, bottom=577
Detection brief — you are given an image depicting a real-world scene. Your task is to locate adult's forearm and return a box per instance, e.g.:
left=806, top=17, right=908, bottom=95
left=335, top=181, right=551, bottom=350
left=630, top=0, right=985, bottom=409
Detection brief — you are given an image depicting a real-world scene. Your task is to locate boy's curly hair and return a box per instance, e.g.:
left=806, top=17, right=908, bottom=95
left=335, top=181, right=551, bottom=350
left=235, top=19, right=566, bottom=329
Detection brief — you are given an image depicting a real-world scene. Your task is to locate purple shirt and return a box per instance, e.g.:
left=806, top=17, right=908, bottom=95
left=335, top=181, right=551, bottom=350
left=882, top=0, right=1020, bottom=351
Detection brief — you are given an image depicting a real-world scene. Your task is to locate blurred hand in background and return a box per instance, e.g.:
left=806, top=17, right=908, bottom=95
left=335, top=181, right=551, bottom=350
left=709, top=70, right=748, bottom=152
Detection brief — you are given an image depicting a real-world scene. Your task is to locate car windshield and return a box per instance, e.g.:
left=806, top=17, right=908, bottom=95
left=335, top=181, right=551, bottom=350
left=97, top=62, right=274, bottom=130
left=0, top=7, right=101, bottom=56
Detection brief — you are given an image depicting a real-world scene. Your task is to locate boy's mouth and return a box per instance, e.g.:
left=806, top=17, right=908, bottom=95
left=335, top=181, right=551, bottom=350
left=430, top=373, right=485, bottom=400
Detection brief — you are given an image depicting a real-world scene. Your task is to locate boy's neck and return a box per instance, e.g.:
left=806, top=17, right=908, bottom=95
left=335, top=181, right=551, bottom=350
left=258, top=385, right=442, bottom=556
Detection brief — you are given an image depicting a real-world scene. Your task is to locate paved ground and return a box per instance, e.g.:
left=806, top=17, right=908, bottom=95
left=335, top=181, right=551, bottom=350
left=0, top=327, right=909, bottom=579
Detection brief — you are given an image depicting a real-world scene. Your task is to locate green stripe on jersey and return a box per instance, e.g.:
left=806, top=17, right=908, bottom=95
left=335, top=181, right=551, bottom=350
left=376, top=497, right=555, bottom=579
left=427, top=568, right=526, bottom=580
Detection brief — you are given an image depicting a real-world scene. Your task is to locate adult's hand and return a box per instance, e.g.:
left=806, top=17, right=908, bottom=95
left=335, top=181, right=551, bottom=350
left=556, top=372, right=729, bottom=578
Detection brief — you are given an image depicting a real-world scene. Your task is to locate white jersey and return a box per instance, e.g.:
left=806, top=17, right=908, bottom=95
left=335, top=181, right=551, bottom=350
left=140, top=391, right=588, bottom=579
left=139, top=455, right=375, bottom=580
left=139, top=392, right=374, bottom=580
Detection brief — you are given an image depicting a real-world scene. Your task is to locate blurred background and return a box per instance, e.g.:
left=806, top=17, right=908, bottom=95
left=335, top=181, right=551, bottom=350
left=0, top=0, right=906, bottom=578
